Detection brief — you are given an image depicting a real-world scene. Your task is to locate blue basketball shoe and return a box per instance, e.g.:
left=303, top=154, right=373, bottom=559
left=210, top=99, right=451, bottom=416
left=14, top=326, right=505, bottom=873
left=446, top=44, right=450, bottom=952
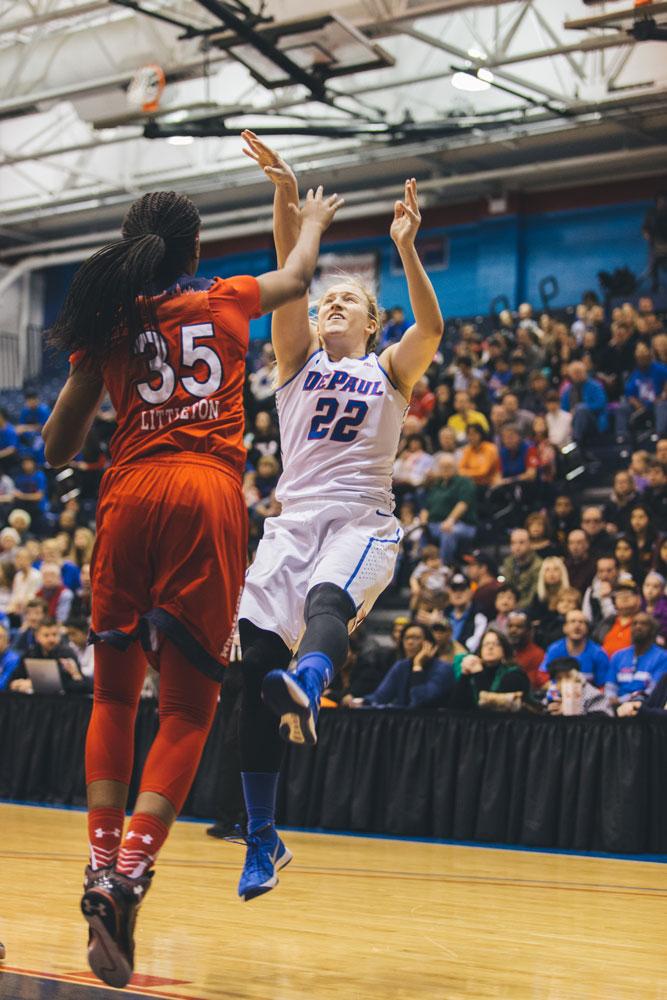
left=262, top=667, right=323, bottom=746
left=235, top=824, right=293, bottom=902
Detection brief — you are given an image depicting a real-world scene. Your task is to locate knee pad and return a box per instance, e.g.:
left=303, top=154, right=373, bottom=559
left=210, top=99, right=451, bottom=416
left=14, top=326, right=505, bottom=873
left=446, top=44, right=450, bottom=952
left=298, top=583, right=356, bottom=669
left=304, top=582, right=356, bottom=626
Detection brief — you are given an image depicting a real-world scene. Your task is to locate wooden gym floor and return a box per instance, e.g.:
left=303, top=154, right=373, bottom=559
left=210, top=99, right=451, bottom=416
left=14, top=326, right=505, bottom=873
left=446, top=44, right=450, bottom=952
left=0, top=803, right=665, bottom=1000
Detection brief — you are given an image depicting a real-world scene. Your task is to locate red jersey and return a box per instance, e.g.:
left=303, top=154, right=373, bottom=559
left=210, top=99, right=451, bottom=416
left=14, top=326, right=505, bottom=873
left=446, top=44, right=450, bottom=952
left=72, top=274, right=260, bottom=477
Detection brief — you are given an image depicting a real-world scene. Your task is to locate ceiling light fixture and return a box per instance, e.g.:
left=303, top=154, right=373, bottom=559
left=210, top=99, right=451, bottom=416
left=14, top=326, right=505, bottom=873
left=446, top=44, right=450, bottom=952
left=451, top=67, right=493, bottom=92
left=166, top=135, right=195, bottom=145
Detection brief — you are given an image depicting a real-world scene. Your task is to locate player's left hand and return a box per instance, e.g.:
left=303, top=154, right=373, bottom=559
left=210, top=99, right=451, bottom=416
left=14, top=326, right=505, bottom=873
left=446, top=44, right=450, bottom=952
left=241, top=130, right=296, bottom=188
left=390, top=178, right=421, bottom=250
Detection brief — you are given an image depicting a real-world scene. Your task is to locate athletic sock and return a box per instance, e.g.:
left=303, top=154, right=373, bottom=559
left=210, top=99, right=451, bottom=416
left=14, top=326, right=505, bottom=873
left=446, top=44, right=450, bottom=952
left=295, top=651, right=334, bottom=691
left=116, top=813, right=169, bottom=879
left=241, top=771, right=280, bottom=835
left=88, top=807, right=124, bottom=871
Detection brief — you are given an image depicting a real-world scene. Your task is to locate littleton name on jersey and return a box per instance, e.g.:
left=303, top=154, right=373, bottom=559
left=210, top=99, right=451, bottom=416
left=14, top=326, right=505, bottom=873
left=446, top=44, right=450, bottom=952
left=275, top=349, right=407, bottom=509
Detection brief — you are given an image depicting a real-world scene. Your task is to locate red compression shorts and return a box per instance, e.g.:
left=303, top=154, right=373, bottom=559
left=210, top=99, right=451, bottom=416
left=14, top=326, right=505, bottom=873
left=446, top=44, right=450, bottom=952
left=90, top=454, right=247, bottom=680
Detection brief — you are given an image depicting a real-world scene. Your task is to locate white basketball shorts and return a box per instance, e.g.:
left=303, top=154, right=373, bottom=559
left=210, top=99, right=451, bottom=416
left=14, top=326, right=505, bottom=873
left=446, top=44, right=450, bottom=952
left=238, top=499, right=403, bottom=652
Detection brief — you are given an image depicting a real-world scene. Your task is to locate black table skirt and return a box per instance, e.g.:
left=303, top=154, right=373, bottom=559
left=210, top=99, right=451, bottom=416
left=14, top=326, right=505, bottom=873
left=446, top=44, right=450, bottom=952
left=1, top=695, right=665, bottom=854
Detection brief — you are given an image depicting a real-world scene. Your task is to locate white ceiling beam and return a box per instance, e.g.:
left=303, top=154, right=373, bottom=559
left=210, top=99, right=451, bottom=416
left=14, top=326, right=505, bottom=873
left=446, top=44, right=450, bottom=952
left=399, top=24, right=573, bottom=106
left=0, top=2, right=109, bottom=36
left=484, top=33, right=633, bottom=69
left=530, top=4, right=585, bottom=82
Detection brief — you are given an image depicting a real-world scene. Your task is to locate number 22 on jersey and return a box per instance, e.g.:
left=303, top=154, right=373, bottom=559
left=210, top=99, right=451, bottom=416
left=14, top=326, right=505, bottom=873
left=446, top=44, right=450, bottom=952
left=307, top=397, right=369, bottom=443
left=134, top=322, right=223, bottom=405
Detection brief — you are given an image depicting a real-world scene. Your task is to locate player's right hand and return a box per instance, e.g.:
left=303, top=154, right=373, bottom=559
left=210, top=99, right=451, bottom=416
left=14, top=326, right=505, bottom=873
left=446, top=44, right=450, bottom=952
left=241, top=130, right=296, bottom=188
left=294, top=186, right=345, bottom=232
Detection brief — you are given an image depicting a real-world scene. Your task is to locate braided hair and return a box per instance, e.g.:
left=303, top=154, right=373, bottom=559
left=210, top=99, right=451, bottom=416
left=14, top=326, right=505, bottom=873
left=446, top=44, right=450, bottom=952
left=50, top=191, right=200, bottom=366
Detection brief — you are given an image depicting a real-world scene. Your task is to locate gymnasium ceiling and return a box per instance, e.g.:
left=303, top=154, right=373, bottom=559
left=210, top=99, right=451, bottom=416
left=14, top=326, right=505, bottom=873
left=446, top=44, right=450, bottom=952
left=1, top=0, right=666, bottom=259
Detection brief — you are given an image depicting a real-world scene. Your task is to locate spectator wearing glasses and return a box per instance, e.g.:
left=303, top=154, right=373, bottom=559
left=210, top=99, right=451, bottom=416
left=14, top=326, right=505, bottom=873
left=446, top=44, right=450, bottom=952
left=450, top=627, right=530, bottom=712
left=350, top=623, right=454, bottom=709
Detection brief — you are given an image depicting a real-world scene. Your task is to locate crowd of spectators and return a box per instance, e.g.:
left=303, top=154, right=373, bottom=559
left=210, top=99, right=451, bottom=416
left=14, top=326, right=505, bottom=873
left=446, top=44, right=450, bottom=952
left=1, top=289, right=666, bottom=724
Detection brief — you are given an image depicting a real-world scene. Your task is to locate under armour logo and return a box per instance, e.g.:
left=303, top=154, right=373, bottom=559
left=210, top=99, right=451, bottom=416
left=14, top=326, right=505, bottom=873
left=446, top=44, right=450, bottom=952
left=126, top=831, right=153, bottom=844
left=94, top=827, right=121, bottom=839
left=133, top=885, right=144, bottom=898
left=83, top=899, right=107, bottom=917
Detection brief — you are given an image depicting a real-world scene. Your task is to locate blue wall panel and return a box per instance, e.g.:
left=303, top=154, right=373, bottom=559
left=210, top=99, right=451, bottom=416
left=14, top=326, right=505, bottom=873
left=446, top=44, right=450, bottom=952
left=41, top=199, right=651, bottom=344
left=522, top=202, right=648, bottom=308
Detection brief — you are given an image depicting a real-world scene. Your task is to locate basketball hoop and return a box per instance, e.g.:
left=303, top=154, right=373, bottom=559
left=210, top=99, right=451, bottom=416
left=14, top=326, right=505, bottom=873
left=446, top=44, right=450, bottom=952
left=127, top=64, right=166, bottom=113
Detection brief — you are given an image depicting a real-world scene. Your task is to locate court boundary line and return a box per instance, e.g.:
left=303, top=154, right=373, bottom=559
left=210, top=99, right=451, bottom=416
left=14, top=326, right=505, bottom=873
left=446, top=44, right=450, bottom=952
left=2, top=799, right=664, bottom=864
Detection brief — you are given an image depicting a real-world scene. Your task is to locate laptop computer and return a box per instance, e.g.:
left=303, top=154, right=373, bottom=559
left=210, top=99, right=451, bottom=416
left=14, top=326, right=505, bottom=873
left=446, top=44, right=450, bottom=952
left=24, top=658, right=65, bottom=695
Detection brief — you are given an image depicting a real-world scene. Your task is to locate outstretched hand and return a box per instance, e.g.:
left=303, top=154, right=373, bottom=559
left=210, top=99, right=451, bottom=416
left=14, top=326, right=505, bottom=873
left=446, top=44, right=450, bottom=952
left=294, top=185, right=345, bottom=233
left=241, top=129, right=296, bottom=188
left=390, top=177, right=421, bottom=250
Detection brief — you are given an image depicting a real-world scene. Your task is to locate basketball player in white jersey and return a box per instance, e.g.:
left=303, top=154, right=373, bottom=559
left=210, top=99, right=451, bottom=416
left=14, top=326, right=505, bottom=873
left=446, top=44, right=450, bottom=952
left=233, top=132, right=444, bottom=901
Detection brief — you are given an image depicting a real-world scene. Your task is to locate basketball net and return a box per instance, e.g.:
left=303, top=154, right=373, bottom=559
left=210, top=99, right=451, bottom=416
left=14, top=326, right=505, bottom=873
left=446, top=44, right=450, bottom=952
left=127, top=64, right=166, bottom=113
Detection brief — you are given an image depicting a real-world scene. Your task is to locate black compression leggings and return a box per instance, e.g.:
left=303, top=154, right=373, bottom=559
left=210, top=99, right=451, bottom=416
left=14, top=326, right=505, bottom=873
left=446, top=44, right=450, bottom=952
left=238, top=583, right=356, bottom=772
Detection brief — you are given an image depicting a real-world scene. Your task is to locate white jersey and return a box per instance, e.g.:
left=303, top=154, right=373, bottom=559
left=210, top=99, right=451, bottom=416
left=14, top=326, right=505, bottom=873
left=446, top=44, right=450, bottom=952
left=275, top=349, right=408, bottom=509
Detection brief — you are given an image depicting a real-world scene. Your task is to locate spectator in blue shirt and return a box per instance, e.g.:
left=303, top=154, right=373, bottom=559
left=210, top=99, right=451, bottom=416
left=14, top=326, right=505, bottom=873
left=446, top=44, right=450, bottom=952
left=351, top=623, right=454, bottom=709
left=560, top=361, right=608, bottom=446
left=13, top=455, right=48, bottom=530
left=614, top=343, right=667, bottom=443
left=0, top=408, right=19, bottom=474
left=380, top=305, right=410, bottom=348
left=498, top=424, right=538, bottom=483
left=0, top=623, right=20, bottom=691
left=541, top=608, right=610, bottom=686
left=17, top=390, right=51, bottom=433
left=606, top=612, right=667, bottom=703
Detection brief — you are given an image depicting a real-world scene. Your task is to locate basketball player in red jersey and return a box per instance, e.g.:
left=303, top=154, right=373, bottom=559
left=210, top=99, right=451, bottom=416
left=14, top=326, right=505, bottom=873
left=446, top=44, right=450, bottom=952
left=43, top=183, right=343, bottom=988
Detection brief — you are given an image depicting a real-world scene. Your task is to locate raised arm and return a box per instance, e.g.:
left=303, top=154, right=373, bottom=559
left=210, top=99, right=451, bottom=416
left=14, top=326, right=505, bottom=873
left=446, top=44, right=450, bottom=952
left=43, top=364, right=105, bottom=468
left=241, top=131, right=319, bottom=381
left=255, top=186, right=343, bottom=313
left=379, top=179, right=444, bottom=400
